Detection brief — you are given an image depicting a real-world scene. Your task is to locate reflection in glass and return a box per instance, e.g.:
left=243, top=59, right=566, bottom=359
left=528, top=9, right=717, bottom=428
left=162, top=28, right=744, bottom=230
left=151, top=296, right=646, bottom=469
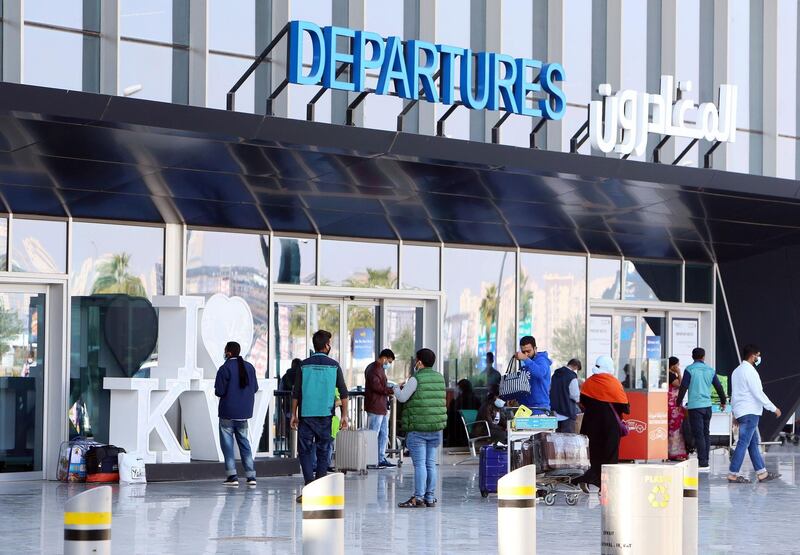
left=23, top=27, right=83, bottom=91
left=119, top=41, right=173, bottom=102
left=589, top=258, right=621, bottom=300
left=385, top=306, right=421, bottom=383
left=345, top=304, right=377, bottom=388
left=120, top=0, right=173, bottom=43
left=442, top=248, right=515, bottom=385
left=641, top=316, right=667, bottom=389
left=685, top=264, right=713, bottom=304
left=310, top=304, right=340, bottom=362
left=12, top=219, right=66, bottom=273
left=401, top=244, right=440, bottom=290
left=25, top=0, right=83, bottom=28
left=616, top=315, right=637, bottom=388
left=320, top=240, right=397, bottom=288
left=0, top=292, right=46, bottom=472
left=274, top=303, right=307, bottom=379
left=519, top=252, right=586, bottom=370
left=272, top=237, right=316, bottom=285
left=624, top=261, right=681, bottom=302
left=208, top=54, right=255, bottom=112
left=71, top=223, right=164, bottom=298
left=186, top=230, right=269, bottom=371
left=0, top=218, right=8, bottom=270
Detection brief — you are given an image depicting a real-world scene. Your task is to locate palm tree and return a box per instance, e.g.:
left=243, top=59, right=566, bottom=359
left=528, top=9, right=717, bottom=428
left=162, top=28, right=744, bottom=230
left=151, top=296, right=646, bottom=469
left=478, top=283, right=499, bottom=353
left=518, top=271, right=534, bottom=324
left=91, top=253, right=147, bottom=297
left=0, top=301, right=23, bottom=358
left=343, top=267, right=397, bottom=289
left=552, top=315, right=587, bottom=368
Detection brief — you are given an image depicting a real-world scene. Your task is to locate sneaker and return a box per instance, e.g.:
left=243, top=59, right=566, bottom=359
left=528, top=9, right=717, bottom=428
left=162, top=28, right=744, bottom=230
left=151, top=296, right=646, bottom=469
left=246, top=477, right=257, bottom=488
left=223, top=476, right=239, bottom=487
left=296, top=494, right=303, bottom=504
left=758, top=472, right=781, bottom=483
left=698, top=465, right=710, bottom=473
left=378, top=460, right=396, bottom=468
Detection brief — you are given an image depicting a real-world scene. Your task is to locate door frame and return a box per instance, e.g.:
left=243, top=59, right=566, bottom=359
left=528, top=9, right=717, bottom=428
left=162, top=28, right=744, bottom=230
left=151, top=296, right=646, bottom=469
left=0, top=276, right=68, bottom=482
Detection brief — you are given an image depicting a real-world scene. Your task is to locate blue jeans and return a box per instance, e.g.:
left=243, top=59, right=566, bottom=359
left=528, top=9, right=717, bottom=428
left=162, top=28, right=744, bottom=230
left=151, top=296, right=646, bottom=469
left=298, top=416, right=333, bottom=485
left=729, top=414, right=767, bottom=474
left=406, top=431, right=440, bottom=501
left=689, top=407, right=712, bottom=467
left=219, top=419, right=255, bottom=479
left=367, top=413, right=389, bottom=463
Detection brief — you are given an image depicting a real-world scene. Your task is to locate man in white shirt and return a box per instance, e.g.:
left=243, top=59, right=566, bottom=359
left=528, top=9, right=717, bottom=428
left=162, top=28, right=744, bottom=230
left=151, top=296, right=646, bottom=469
left=728, top=344, right=781, bottom=483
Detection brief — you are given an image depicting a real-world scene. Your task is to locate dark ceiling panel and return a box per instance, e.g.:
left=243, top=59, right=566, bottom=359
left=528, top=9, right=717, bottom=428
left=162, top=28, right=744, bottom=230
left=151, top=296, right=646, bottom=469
left=511, top=226, right=585, bottom=253
left=422, top=193, right=500, bottom=223
left=0, top=184, right=65, bottom=216
left=174, top=198, right=266, bottom=230
left=164, top=168, right=254, bottom=202
left=389, top=215, right=439, bottom=242
left=434, top=220, right=514, bottom=246
left=260, top=203, right=315, bottom=234
left=62, top=190, right=162, bottom=222
left=309, top=210, right=396, bottom=240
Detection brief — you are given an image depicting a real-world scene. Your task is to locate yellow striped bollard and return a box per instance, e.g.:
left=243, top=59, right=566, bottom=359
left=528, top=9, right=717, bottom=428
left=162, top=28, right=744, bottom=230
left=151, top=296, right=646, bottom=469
left=302, top=473, right=344, bottom=555
left=497, top=464, right=537, bottom=555
left=680, top=458, right=698, bottom=555
left=64, top=485, right=112, bottom=555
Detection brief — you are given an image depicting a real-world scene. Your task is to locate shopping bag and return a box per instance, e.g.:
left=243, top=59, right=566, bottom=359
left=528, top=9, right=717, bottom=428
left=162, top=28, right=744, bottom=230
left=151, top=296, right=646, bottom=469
left=118, top=452, right=147, bottom=484
left=499, top=358, right=530, bottom=398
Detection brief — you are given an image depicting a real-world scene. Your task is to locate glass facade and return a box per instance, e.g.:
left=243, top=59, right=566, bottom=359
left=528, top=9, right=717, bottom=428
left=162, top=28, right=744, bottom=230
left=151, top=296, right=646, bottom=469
left=11, top=219, right=66, bottom=274
left=320, top=240, right=397, bottom=288
left=271, top=236, right=316, bottom=285
left=400, top=244, right=440, bottom=291
left=589, top=258, right=621, bottom=300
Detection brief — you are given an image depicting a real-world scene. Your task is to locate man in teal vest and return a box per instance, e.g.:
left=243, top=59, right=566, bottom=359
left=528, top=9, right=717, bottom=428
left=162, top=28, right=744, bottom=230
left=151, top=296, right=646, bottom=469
left=392, top=348, right=446, bottom=508
left=291, top=330, right=349, bottom=502
left=677, top=347, right=727, bottom=471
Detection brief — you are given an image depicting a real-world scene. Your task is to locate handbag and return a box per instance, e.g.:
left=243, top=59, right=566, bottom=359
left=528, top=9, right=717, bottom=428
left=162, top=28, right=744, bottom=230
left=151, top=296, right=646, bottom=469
left=610, top=404, right=630, bottom=437
left=499, top=358, right=531, bottom=398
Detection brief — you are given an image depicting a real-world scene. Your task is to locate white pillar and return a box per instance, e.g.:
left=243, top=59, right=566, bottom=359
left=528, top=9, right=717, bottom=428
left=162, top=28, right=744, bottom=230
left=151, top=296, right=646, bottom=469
left=163, top=223, right=185, bottom=296
left=64, top=486, right=112, bottom=555
left=188, top=0, right=208, bottom=107
left=2, top=0, right=22, bottom=83
left=546, top=0, right=566, bottom=152
left=302, top=473, right=345, bottom=555
left=712, top=0, right=734, bottom=170
left=497, top=465, right=536, bottom=555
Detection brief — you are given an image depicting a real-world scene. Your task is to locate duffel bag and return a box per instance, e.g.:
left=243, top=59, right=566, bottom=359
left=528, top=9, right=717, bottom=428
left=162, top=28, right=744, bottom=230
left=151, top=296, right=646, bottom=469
left=85, top=445, right=126, bottom=483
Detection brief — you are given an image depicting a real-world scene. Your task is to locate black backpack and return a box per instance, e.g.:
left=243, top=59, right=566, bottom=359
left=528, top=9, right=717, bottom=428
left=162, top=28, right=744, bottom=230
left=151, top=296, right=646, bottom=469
left=85, top=445, right=126, bottom=476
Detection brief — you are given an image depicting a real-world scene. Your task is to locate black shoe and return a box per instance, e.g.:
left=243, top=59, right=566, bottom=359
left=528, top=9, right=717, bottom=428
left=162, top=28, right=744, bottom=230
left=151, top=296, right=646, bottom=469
left=424, top=497, right=437, bottom=508
left=378, top=460, right=396, bottom=468
left=223, top=476, right=239, bottom=487
left=398, top=496, right=425, bottom=508
left=296, top=494, right=303, bottom=504
left=246, top=477, right=257, bottom=488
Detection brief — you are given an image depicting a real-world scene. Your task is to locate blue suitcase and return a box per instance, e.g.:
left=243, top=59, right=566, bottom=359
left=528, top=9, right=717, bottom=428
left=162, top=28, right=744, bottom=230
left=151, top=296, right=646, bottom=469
left=479, top=445, right=508, bottom=497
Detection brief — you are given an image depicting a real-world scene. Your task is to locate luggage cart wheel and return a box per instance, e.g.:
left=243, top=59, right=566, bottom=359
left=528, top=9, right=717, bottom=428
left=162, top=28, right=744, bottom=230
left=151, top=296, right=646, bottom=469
left=565, top=494, right=579, bottom=506
left=481, top=490, right=489, bottom=498
left=544, top=493, right=556, bottom=506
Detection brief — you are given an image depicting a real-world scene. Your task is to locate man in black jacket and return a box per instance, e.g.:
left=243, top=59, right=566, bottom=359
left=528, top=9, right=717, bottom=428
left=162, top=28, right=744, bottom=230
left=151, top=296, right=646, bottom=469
left=550, top=359, right=581, bottom=433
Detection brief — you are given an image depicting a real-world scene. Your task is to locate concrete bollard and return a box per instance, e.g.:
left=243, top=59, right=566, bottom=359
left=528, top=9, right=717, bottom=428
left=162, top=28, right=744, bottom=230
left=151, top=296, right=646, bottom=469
left=497, top=464, right=536, bottom=555
left=302, top=473, right=344, bottom=555
left=64, top=485, right=112, bottom=555
left=600, top=464, right=683, bottom=554
left=680, top=458, right=699, bottom=555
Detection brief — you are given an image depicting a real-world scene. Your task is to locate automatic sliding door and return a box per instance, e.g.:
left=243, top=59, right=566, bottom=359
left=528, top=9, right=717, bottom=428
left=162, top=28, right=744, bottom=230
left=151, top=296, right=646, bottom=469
left=273, top=302, right=308, bottom=380
left=344, top=303, right=378, bottom=388
left=384, top=305, right=423, bottom=384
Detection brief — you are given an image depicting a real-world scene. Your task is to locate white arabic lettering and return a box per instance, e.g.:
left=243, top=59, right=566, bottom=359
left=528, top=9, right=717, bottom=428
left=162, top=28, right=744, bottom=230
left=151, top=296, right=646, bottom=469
left=589, top=75, right=738, bottom=157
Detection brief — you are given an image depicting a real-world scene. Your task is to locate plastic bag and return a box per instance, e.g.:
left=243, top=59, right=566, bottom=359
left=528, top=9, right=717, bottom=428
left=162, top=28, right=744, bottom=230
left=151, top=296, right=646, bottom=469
left=57, top=438, right=101, bottom=482
left=118, top=452, right=147, bottom=484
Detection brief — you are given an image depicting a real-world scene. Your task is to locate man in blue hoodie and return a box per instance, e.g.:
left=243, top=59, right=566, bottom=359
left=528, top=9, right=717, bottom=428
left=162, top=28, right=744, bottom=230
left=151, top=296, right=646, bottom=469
left=513, top=336, right=552, bottom=413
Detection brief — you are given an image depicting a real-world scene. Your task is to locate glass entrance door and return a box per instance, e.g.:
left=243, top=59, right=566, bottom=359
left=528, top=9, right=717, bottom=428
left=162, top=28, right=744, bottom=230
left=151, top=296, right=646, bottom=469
left=0, top=288, right=47, bottom=475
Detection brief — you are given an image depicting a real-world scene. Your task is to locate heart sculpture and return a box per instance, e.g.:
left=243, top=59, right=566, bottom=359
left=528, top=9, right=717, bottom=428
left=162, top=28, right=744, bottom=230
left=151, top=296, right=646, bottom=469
left=198, top=293, right=255, bottom=379
left=103, top=295, right=159, bottom=377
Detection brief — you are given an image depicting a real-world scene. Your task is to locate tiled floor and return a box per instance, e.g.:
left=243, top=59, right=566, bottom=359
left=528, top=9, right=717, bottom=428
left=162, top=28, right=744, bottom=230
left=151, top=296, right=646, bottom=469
left=2, top=447, right=799, bottom=554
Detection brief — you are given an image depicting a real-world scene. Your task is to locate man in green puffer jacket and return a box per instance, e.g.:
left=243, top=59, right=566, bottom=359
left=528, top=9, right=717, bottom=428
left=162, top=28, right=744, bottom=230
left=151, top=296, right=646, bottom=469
left=392, top=348, right=446, bottom=508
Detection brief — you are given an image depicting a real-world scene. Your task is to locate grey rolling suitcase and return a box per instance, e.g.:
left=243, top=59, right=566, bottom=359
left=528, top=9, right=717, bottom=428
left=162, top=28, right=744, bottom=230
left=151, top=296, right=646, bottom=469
left=334, top=429, right=378, bottom=474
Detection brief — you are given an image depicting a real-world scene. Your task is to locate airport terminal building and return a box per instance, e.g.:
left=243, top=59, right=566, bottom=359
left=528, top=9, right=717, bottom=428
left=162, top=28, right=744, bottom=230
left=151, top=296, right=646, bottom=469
left=0, top=0, right=799, bottom=480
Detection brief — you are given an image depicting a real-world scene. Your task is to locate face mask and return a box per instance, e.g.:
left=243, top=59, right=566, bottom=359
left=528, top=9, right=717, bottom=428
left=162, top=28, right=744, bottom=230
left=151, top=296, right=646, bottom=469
left=382, top=362, right=391, bottom=371
left=494, top=398, right=506, bottom=409
left=754, top=356, right=762, bottom=367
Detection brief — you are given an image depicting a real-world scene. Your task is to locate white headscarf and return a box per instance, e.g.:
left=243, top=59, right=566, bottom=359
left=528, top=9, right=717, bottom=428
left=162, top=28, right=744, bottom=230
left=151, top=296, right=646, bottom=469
left=593, top=355, right=615, bottom=376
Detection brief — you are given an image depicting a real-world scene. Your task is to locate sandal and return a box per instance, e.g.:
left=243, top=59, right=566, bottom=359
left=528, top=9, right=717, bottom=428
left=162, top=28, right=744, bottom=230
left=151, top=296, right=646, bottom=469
left=398, top=496, right=425, bottom=508
left=757, top=472, right=781, bottom=482
left=727, top=475, right=751, bottom=484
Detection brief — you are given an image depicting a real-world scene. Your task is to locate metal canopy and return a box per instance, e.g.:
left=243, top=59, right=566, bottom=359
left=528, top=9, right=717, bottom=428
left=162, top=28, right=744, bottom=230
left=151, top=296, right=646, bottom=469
left=0, top=83, right=799, bottom=262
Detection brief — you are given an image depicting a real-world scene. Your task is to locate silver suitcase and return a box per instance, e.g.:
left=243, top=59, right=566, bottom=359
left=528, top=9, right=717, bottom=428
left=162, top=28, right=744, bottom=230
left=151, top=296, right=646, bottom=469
left=335, top=429, right=378, bottom=474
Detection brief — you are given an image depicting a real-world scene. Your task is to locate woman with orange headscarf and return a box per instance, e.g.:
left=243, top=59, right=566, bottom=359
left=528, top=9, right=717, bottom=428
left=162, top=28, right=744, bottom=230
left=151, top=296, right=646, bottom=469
left=575, top=355, right=630, bottom=492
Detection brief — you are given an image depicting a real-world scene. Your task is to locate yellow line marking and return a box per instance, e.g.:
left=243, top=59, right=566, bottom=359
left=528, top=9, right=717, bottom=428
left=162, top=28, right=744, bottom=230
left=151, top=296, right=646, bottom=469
left=683, top=477, right=698, bottom=488
left=64, top=512, right=112, bottom=526
left=498, top=485, right=536, bottom=497
left=302, top=495, right=344, bottom=507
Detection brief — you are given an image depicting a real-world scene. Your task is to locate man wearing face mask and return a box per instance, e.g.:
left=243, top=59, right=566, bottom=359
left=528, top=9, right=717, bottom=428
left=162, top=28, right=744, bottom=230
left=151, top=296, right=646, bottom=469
left=477, top=390, right=508, bottom=443
left=364, top=348, right=396, bottom=468
left=727, top=344, right=781, bottom=483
